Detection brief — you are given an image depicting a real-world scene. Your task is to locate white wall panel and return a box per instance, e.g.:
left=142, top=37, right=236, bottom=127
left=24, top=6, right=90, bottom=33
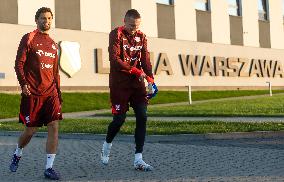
left=80, top=0, right=111, bottom=33
left=269, top=0, right=284, bottom=49
left=174, top=0, right=196, bottom=41
left=131, top=0, right=158, bottom=37
left=18, top=0, right=55, bottom=28
left=242, top=0, right=259, bottom=47
left=211, top=0, right=230, bottom=44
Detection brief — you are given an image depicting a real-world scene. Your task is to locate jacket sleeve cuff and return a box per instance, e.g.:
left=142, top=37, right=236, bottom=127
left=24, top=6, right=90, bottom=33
left=129, top=67, right=143, bottom=77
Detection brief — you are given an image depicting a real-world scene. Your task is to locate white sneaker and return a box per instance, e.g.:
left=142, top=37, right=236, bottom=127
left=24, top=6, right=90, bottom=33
left=134, top=159, right=153, bottom=171
left=101, top=142, right=112, bottom=165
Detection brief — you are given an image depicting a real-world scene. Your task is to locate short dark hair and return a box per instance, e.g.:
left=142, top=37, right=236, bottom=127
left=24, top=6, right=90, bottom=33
left=125, top=9, right=141, bottom=19
left=35, top=7, right=53, bottom=20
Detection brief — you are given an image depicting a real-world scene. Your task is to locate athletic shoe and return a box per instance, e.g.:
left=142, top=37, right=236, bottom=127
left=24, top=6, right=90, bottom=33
left=134, top=159, right=153, bottom=171
left=44, top=168, right=60, bottom=180
left=9, top=154, right=21, bottom=172
left=101, top=142, right=112, bottom=165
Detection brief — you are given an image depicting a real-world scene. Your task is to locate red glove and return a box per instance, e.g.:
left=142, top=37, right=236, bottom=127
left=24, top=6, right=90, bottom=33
left=145, top=76, right=154, bottom=84
left=129, top=67, right=143, bottom=77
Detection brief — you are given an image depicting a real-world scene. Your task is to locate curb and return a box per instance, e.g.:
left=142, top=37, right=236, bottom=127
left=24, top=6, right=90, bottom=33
left=0, top=130, right=283, bottom=143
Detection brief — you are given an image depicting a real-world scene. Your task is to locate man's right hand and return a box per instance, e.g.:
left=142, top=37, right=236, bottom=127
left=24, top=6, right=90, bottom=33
left=22, top=84, right=31, bottom=96
left=138, top=72, right=146, bottom=82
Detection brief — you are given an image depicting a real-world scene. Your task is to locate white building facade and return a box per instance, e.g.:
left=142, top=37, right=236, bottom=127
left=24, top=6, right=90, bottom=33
left=0, top=0, right=284, bottom=90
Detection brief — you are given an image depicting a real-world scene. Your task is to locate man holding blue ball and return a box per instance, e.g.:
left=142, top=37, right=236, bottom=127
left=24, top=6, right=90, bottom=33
left=101, top=9, right=158, bottom=171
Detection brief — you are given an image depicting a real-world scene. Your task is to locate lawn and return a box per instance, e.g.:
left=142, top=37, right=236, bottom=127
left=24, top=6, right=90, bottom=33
left=0, top=119, right=283, bottom=135
left=1, top=90, right=283, bottom=119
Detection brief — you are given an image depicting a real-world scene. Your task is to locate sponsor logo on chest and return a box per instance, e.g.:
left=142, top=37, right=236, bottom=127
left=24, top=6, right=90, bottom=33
left=41, top=62, right=53, bottom=69
left=36, top=49, right=56, bottom=58
left=122, top=36, right=143, bottom=52
left=123, top=45, right=143, bottom=51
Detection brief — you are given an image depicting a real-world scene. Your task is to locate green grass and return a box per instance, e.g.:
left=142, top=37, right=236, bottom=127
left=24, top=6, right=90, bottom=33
left=0, top=119, right=283, bottom=135
left=61, top=92, right=110, bottom=112
left=1, top=90, right=284, bottom=119
left=98, top=94, right=284, bottom=117
left=0, top=92, right=111, bottom=119
left=144, top=95, right=284, bottom=117
left=0, top=94, right=21, bottom=119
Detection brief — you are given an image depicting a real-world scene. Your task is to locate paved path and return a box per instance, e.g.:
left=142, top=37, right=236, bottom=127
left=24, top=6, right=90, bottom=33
left=0, top=131, right=284, bottom=182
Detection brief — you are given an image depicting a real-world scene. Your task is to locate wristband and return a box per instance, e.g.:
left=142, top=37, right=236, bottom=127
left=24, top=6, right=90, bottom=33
left=146, top=76, right=154, bottom=84
left=129, top=67, right=143, bottom=77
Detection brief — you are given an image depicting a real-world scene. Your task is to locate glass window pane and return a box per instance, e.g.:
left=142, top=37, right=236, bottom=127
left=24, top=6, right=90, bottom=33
left=228, top=0, right=239, bottom=16
left=258, top=0, right=268, bottom=20
left=156, top=0, right=173, bottom=5
left=195, top=0, right=209, bottom=11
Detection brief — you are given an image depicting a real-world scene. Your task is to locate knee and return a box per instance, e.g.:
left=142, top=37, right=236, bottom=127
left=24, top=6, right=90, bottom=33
left=24, top=127, right=37, bottom=136
left=133, top=105, right=147, bottom=121
left=47, top=121, right=59, bottom=132
left=111, top=113, right=126, bottom=127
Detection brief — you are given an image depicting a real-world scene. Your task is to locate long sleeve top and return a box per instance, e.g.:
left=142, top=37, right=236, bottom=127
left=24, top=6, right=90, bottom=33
left=15, top=29, right=60, bottom=96
left=108, top=26, right=153, bottom=88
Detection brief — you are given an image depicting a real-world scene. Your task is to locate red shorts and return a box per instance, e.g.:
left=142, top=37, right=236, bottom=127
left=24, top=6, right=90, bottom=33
left=110, top=86, right=148, bottom=114
left=19, top=95, right=62, bottom=127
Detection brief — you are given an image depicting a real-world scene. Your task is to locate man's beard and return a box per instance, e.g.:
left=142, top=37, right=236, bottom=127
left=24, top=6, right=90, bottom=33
left=39, top=24, right=50, bottom=31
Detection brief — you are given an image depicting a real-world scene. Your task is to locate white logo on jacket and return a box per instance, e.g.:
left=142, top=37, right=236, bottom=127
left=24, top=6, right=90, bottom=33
left=52, top=44, right=57, bottom=50
left=134, top=37, right=140, bottom=42
left=123, top=45, right=143, bottom=51
left=41, top=62, right=53, bottom=69
left=36, top=49, right=56, bottom=58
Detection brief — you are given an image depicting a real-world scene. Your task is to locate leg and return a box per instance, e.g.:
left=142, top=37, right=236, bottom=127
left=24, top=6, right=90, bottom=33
left=46, top=120, right=59, bottom=154
left=18, top=96, right=39, bottom=148
left=43, top=120, right=60, bottom=180
left=101, top=86, right=130, bottom=165
left=106, top=86, right=129, bottom=143
left=43, top=95, right=61, bottom=180
left=10, top=127, right=38, bottom=172
left=45, top=120, right=58, bottom=170
left=132, top=104, right=147, bottom=154
left=101, top=113, right=126, bottom=165
left=18, top=126, right=38, bottom=148
left=132, top=104, right=153, bottom=171
left=10, top=95, right=40, bottom=172
left=106, top=113, right=126, bottom=143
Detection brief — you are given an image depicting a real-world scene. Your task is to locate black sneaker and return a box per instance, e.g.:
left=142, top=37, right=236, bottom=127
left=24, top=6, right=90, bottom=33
left=44, top=168, right=60, bottom=180
left=10, top=154, right=21, bottom=172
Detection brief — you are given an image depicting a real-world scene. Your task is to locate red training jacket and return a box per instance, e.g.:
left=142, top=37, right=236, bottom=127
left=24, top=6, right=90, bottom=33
left=14, top=29, right=60, bottom=96
left=108, top=26, right=153, bottom=88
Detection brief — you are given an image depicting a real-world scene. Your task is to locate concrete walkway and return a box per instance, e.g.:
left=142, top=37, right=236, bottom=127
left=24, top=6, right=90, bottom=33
left=1, top=131, right=284, bottom=182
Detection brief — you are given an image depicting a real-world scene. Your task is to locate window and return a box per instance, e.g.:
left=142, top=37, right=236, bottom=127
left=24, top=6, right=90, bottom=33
left=228, top=0, right=241, bottom=16
left=258, top=0, right=269, bottom=20
left=195, top=0, right=210, bottom=11
left=156, top=0, right=174, bottom=5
